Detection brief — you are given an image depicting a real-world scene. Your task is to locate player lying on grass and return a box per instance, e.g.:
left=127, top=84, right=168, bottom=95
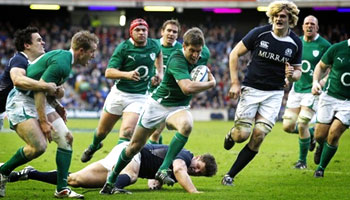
left=8, top=142, right=217, bottom=194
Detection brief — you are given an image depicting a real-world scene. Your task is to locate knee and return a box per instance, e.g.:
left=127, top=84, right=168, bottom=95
left=178, top=121, right=192, bottom=136
left=282, top=110, right=298, bottom=133
left=121, top=127, right=135, bottom=139
left=328, top=131, right=341, bottom=145
left=232, top=120, right=252, bottom=143
left=28, top=142, right=47, bottom=159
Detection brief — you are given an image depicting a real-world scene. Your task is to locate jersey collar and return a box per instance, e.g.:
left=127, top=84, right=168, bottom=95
left=69, top=49, right=74, bottom=65
left=19, top=51, right=29, bottom=60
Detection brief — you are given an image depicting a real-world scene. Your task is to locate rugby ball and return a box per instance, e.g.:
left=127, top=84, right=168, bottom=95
left=190, top=65, right=208, bottom=82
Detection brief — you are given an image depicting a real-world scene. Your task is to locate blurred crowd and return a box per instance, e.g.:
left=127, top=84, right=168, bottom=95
left=0, top=15, right=349, bottom=120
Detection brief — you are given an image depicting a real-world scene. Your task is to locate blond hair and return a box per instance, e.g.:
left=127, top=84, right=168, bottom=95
left=71, top=31, right=99, bottom=51
left=266, top=1, right=299, bottom=28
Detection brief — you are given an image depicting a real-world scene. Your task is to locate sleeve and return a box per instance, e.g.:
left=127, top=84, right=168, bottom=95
left=41, top=62, right=68, bottom=84
left=153, top=39, right=161, bottom=57
left=175, top=149, right=193, bottom=167
left=321, top=44, right=336, bottom=65
left=242, top=26, right=260, bottom=51
left=167, top=55, right=191, bottom=81
left=291, top=38, right=302, bottom=66
left=107, top=43, right=124, bottom=69
left=9, top=56, right=28, bottom=70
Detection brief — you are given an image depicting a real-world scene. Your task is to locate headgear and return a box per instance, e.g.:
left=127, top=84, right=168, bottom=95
left=129, top=18, right=149, bottom=37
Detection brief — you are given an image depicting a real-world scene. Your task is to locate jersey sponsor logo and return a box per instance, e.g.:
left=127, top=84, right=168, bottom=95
left=150, top=53, right=156, bottom=61
left=341, top=72, right=350, bottom=86
left=337, top=57, right=345, bottom=63
left=127, top=55, right=136, bottom=61
left=259, top=41, right=269, bottom=49
left=312, top=50, right=320, bottom=57
left=301, top=60, right=314, bottom=76
left=135, top=65, right=150, bottom=80
left=258, top=50, right=289, bottom=63
left=285, top=48, right=292, bottom=57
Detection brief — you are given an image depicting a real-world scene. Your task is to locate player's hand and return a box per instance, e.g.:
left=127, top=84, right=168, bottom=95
left=312, top=80, right=322, bottom=95
left=45, top=82, right=58, bottom=96
left=39, top=120, right=55, bottom=143
left=54, top=86, right=65, bottom=99
left=151, top=75, right=162, bottom=86
left=128, top=70, right=141, bottom=81
left=285, top=62, right=294, bottom=81
left=55, top=105, right=67, bottom=123
left=148, top=179, right=162, bottom=190
left=228, top=82, right=241, bottom=99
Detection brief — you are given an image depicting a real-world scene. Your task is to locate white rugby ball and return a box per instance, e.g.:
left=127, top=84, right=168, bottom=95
left=190, top=65, right=208, bottom=82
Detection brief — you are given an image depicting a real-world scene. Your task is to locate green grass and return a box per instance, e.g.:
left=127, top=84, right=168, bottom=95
left=1, top=119, right=350, bottom=199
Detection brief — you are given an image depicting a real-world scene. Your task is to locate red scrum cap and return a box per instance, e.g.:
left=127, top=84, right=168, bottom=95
left=129, top=18, right=149, bottom=36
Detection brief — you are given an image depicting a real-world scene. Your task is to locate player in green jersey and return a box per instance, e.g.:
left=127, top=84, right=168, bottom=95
left=148, top=19, right=182, bottom=145
left=311, top=38, right=350, bottom=178
left=100, top=27, right=216, bottom=195
left=81, top=18, right=164, bottom=163
left=1, top=30, right=98, bottom=198
left=282, top=16, right=331, bottom=169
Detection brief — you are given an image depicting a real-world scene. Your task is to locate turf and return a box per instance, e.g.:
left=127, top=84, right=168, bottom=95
left=1, top=119, right=349, bottom=199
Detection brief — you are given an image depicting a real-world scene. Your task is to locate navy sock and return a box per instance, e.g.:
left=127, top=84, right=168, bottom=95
left=28, top=170, right=58, bottom=185
left=227, top=144, right=258, bottom=178
left=114, top=174, right=131, bottom=189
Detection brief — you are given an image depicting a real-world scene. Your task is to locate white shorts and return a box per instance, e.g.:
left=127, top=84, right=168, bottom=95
left=6, top=89, right=55, bottom=128
left=139, top=98, right=190, bottom=129
left=286, top=87, right=318, bottom=111
left=98, top=142, right=141, bottom=172
left=103, top=85, right=148, bottom=116
left=317, top=92, right=350, bottom=126
left=235, top=86, right=284, bottom=124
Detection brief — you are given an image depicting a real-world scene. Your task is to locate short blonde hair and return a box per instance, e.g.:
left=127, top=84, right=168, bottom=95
left=266, top=1, right=299, bottom=28
left=71, top=31, right=99, bottom=51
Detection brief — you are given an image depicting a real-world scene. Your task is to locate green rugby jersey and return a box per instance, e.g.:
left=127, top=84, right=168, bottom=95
left=322, top=39, right=350, bottom=100
left=27, top=49, right=72, bottom=85
left=156, top=38, right=182, bottom=67
left=152, top=49, right=196, bottom=106
left=294, top=35, right=331, bottom=93
left=108, top=38, right=160, bottom=94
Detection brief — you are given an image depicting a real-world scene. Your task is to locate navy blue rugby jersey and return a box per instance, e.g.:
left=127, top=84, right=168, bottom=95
left=242, top=24, right=302, bottom=91
left=0, top=52, right=29, bottom=112
left=139, top=144, right=193, bottom=181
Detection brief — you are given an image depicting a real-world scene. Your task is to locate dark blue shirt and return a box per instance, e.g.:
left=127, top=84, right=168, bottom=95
left=242, top=25, right=302, bottom=90
left=0, top=52, right=29, bottom=112
left=139, top=144, right=193, bottom=181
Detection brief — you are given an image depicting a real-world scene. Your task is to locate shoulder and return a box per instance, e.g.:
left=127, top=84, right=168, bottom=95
left=148, top=38, right=161, bottom=49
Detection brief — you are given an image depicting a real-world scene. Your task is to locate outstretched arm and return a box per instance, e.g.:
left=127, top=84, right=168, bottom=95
left=173, top=159, right=201, bottom=193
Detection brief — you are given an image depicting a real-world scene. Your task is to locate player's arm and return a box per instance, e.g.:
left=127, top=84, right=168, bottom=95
left=34, top=81, right=54, bottom=142
left=47, top=95, right=67, bottom=123
left=177, top=70, right=216, bottom=95
left=228, top=41, right=248, bottom=99
left=10, top=67, right=57, bottom=95
left=312, top=60, right=330, bottom=95
left=105, top=68, right=140, bottom=81
left=151, top=51, right=164, bottom=86
left=172, top=159, right=201, bottom=193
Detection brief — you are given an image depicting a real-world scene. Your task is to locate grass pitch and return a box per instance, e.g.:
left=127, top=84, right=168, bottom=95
left=1, top=119, right=349, bottom=199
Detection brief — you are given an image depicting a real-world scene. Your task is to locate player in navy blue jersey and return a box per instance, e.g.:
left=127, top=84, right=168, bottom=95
left=222, top=0, right=302, bottom=186
left=0, top=27, right=57, bottom=131
left=8, top=142, right=217, bottom=194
